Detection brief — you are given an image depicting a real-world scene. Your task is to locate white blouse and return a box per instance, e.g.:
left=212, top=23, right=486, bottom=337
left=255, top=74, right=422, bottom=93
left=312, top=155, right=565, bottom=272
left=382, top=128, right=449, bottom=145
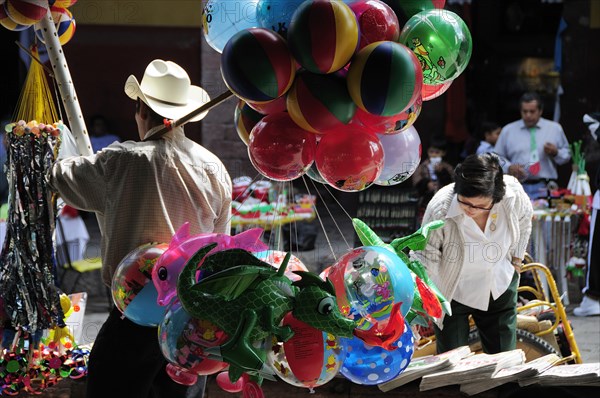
left=446, top=196, right=515, bottom=311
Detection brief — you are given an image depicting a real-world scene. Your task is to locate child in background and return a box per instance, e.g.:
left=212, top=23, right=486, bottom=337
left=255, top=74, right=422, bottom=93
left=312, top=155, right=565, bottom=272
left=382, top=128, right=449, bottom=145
left=476, top=121, right=502, bottom=155
left=413, top=137, right=455, bottom=224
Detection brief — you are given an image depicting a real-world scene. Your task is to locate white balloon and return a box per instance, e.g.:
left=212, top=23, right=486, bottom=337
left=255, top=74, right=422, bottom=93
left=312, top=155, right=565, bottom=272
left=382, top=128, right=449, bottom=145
left=374, top=126, right=421, bottom=186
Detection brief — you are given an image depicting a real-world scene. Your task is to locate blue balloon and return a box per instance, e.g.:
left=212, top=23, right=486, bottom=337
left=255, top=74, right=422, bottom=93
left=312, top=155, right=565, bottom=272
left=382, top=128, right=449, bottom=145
left=202, top=0, right=260, bottom=53
left=123, top=282, right=167, bottom=327
left=256, top=0, right=305, bottom=37
left=340, top=320, right=415, bottom=385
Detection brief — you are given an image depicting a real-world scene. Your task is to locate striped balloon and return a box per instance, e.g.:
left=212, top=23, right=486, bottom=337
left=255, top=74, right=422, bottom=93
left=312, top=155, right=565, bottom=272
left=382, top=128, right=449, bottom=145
left=288, top=0, right=358, bottom=74
left=287, top=70, right=356, bottom=134
left=246, top=95, right=287, bottom=115
left=347, top=41, right=423, bottom=117
left=0, top=2, right=29, bottom=30
left=221, top=27, right=296, bottom=103
left=35, top=6, right=76, bottom=46
left=234, top=100, right=264, bottom=145
left=53, top=0, right=78, bottom=7
left=5, top=0, right=48, bottom=26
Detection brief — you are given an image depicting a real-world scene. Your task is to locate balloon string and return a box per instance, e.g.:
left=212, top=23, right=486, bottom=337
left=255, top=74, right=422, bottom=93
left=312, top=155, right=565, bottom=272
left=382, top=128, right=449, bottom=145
left=306, top=175, right=353, bottom=252
left=300, top=177, right=343, bottom=262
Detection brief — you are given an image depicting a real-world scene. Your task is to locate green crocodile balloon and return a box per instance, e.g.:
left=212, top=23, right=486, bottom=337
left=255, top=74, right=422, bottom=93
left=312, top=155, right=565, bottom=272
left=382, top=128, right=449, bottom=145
left=177, top=243, right=369, bottom=382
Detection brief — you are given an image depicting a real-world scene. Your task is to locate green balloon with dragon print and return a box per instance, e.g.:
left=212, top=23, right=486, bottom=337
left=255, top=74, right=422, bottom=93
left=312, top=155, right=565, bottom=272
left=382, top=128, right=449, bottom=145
left=398, top=9, right=472, bottom=85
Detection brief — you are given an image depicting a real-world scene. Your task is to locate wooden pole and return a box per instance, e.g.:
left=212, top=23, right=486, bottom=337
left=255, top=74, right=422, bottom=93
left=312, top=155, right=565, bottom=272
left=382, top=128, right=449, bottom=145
left=143, top=90, right=234, bottom=141
left=36, top=8, right=92, bottom=157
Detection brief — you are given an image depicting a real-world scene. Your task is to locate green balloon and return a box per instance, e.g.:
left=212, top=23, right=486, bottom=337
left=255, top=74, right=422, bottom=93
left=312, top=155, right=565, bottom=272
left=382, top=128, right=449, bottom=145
left=398, top=9, right=472, bottom=85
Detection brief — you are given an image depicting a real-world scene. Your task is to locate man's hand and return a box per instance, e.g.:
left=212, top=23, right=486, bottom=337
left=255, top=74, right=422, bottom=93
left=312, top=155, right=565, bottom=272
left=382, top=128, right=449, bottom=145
left=543, top=142, right=558, bottom=157
left=508, top=164, right=527, bottom=181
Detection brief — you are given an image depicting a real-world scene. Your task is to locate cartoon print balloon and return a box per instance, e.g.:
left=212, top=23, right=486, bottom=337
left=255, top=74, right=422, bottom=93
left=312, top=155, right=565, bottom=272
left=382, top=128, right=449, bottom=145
left=111, top=242, right=169, bottom=327
left=374, top=126, right=422, bottom=186
left=326, top=246, right=415, bottom=329
left=221, top=27, right=296, bottom=103
left=248, top=112, right=317, bottom=181
left=399, top=9, right=472, bottom=85
left=287, top=69, right=356, bottom=134
left=347, top=41, right=423, bottom=117
left=339, top=319, right=414, bottom=385
left=315, top=127, right=384, bottom=192
left=287, top=0, right=359, bottom=74
left=202, top=0, right=259, bottom=53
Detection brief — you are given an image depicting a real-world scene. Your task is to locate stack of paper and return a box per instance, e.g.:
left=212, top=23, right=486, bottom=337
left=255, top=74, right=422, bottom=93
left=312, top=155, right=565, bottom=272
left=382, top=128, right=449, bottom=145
left=419, top=349, right=526, bottom=391
left=460, top=353, right=561, bottom=395
left=518, top=363, right=600, bottom=387
left=378, top=345, right=472, bottom=392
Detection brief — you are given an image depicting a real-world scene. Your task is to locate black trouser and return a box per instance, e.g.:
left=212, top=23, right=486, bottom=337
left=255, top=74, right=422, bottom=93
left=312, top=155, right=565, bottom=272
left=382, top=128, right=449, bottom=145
left=434, top=271, right=519, bottom=354
left=86, top=307, right=205, bottom=398
left=585, top=206, right=600, bottom=298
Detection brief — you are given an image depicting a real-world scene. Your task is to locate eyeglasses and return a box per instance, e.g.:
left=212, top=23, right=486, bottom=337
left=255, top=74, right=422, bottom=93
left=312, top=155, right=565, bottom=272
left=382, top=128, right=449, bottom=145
left=456, top=196, right=494, bottom=211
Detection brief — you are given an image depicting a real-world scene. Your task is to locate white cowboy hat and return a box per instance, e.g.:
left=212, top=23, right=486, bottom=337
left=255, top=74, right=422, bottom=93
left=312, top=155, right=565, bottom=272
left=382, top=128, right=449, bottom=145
left=124, top=59, right=210, bottom=123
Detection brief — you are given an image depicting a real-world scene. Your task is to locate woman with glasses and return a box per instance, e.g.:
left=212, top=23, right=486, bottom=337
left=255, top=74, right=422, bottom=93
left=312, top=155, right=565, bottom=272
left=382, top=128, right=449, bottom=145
left=414, top=153, right=533, bottom=354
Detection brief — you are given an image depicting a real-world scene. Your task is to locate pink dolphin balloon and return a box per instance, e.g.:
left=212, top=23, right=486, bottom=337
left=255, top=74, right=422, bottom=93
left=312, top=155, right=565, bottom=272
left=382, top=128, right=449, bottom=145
left=152, top=222, right=269, bottom=306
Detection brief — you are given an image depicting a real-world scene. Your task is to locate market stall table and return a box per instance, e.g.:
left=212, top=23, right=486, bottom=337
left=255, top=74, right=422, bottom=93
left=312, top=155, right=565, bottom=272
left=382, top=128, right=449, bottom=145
left=231, top=195, right=316, bottom=249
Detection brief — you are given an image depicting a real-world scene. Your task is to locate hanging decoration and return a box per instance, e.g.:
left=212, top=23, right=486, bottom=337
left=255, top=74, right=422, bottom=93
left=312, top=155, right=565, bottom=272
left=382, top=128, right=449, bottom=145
left=0, top=42, right=89, bottom=395
left=0, top=44, right=63, bottom=335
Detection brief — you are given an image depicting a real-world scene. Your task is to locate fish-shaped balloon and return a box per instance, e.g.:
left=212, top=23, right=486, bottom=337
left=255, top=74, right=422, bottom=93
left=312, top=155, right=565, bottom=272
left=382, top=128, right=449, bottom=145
left=151, top=222, right=269, bottom=306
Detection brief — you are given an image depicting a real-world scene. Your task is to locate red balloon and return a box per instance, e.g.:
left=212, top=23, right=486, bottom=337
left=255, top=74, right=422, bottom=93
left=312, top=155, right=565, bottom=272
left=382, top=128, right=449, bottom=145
left=421, top=81, right=452, bottom=101
left=248, top=112, right=317, bottom=181
left=315, top=127, right=384, bottom=192
left=350, top=0, right=400, bottom=51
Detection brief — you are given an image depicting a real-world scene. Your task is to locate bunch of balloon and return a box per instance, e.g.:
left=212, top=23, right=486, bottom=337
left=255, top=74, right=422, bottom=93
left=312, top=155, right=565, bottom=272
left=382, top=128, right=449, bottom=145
left=148, top=224, right=269, bottom=385
left=0, top=0, right=78, bottom=44
left=212, top=0, right=470, bottom=192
